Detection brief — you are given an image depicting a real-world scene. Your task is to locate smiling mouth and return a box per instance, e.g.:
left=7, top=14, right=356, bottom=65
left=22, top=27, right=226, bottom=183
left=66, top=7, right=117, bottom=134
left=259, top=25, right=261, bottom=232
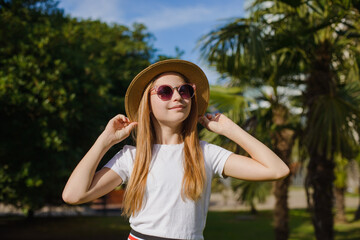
left=169, top=105, right=185, bottom=110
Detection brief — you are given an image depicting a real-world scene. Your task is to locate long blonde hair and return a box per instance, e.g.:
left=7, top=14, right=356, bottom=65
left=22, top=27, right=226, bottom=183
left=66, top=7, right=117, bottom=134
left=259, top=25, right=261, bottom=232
left=122, top=74, right=206, bottom=217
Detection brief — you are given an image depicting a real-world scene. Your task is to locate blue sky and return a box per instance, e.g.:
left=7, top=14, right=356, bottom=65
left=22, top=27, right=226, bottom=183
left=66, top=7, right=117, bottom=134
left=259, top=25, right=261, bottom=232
left=57, top=0, right=247, bottom=84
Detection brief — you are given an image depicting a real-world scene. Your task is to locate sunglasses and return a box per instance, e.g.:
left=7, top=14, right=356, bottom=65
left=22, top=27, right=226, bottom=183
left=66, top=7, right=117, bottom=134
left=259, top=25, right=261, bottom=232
left=150, top=83, right=196, bottom=101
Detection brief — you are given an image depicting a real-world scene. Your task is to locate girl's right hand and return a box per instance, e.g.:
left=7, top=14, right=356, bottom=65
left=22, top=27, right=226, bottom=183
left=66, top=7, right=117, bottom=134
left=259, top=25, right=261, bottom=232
left=101, top=114, right=138, bottom=147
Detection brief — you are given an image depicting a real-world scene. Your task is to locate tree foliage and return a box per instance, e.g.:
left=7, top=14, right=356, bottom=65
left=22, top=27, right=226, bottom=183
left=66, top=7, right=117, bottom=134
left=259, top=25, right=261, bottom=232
left=0, top=0, right=155, bottom=215
left=199, top=0, right=360, bottom=239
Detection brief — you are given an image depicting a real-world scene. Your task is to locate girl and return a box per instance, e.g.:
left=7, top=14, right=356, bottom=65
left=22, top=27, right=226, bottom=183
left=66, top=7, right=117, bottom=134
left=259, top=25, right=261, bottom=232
left=62, top=59, right=290, bottom=240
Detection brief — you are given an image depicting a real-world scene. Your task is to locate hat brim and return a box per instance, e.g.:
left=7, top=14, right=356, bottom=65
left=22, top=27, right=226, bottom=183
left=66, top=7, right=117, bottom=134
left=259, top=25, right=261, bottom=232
left=125, top=59, right=209, bottom=121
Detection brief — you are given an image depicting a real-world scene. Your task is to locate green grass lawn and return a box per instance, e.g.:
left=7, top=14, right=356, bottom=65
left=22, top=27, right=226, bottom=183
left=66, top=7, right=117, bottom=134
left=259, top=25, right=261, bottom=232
left=1, top=209, right=360, bottom=240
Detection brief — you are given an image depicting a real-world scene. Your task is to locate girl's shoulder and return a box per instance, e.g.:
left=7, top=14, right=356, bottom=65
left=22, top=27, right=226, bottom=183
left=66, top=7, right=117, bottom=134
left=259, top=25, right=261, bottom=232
left=199, top=140, right=219, bottom=149
left=200, top=140, right=233, bottom=157
left=115, top=144, right=136, bottom=160
left=200, top=140, right=219, bottom=151
left=122, top=144, right=137, bottom=156
left=123, top=144, right=136, bottom=151
left=199, top=140, right=208, bottom=146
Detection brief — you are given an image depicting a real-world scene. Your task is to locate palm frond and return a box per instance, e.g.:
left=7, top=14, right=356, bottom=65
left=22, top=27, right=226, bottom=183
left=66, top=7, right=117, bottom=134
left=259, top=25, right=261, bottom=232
left=305, top=81, right=360, bottom=157
left=232, top=178, right=272, bottom=208
left=198, top=18, right=269, bottom=84
left=200, top=86, right=251, bottom=153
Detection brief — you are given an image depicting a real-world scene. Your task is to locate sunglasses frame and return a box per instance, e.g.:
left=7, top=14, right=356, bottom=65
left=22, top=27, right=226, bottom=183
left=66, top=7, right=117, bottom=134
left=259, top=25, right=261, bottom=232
left=150, top=83, right=196, bottom=101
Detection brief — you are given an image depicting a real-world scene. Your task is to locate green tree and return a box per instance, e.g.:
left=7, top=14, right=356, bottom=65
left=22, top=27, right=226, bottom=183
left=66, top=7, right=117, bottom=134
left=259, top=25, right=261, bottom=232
left=199, top=1, right=360, bottom=239
left=0, top=0, right=155, bottom=217
left=199, top=19, right=298, bottom=240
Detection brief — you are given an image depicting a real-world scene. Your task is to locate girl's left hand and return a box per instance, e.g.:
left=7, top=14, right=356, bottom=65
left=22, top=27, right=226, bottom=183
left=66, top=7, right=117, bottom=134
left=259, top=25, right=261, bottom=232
left=198, top=113, right=234, bottom=136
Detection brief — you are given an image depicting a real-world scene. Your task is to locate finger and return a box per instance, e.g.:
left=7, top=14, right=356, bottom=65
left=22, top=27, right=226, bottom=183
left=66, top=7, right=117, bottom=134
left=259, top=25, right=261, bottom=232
left=199, top=115, right=210, bottom=127
left=113, top=114, right=131, bottom=125
left=125, top=122, right=138, bottom=133
left=207, top=113, right=218, bottom=120
left=118, top=115, right=128, bottom=122
left=112, top=114, right=123, bottom=123
left=198, top=115, right=206, bottom=123
left=114, top=114, right=124, bottom=119
left=129, top=122, right=138, bottom=128
left=198, top=116, right=204, bottom=125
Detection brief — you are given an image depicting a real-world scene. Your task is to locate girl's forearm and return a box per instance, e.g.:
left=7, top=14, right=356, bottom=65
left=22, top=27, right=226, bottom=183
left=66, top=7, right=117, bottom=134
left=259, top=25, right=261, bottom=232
left=62, top=133, right=112, bottom=204
left=223, top=121, right=289, bottom=176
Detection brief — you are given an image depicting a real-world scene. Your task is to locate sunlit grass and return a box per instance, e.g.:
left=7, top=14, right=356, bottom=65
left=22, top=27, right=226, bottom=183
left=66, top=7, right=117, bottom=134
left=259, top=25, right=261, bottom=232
left=334, top=208, right=360, bottom=240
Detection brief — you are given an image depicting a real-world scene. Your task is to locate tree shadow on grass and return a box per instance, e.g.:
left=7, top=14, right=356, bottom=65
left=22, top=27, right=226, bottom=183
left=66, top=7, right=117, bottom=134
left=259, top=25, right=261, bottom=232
left=1, top=216, right=131, bottom=240
left=204, top=210, right=275, bottom=240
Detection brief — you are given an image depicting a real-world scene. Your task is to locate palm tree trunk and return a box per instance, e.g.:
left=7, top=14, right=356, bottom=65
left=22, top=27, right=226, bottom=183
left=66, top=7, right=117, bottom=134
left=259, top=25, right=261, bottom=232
left=334, top=186, right=346, bottom=222
left=353, top=177, right=360, bottom=221
left=306, top=153, right=335, bottom=240
left=274, top=175, right=291, bottom=240
left=25, top=208, right=35, bottom=219
left=272, top=105, right=295, bottom=240
left=305, top=40, right=336, bottom=240
left=250, top=203, right=258, bottom=215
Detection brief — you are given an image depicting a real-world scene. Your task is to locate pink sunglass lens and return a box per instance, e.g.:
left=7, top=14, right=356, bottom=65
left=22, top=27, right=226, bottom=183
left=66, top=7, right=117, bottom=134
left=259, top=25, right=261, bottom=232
left=179, top=85, right=194, bottom=99
left=157, top=85, right=173, bottom=100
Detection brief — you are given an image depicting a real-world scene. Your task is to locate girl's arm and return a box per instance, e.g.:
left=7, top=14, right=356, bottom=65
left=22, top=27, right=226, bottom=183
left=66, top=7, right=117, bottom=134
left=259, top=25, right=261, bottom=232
left=62, top=114, right=137, bottom=205
left=198, top=113, right=289, bottom=181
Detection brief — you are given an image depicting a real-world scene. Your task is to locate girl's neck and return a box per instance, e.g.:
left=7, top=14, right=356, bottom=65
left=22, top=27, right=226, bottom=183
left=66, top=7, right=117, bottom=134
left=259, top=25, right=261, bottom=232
left=155, top=134, right=183, bottom=145
left=152, top=119, right=183, bottom=145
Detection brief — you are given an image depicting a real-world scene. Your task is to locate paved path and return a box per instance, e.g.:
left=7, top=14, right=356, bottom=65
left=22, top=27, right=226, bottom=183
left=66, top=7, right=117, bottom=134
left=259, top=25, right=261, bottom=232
left=209, top=188, right=359, bottom=211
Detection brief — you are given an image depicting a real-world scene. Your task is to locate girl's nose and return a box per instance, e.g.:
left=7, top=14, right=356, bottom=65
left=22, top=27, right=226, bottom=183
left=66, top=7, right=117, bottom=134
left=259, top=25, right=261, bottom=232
left=171, top=88, right=182, bottom=100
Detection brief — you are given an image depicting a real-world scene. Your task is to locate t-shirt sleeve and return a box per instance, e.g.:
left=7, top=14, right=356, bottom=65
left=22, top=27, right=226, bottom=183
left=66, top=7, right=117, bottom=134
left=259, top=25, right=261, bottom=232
left=201, top=141, right=233, bottom=178
left=103, top=145, right=136, bottom=183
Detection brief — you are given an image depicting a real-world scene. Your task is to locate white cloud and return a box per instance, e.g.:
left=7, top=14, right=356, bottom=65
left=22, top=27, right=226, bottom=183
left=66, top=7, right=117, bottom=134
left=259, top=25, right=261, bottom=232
left=130, top=2, right=244, bottom=31
left=58, top=0, right=244, bottom=31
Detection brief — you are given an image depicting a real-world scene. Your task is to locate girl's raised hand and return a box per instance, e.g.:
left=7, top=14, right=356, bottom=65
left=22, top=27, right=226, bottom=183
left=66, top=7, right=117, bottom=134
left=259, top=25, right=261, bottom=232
left=198, top=113, right=234, bottom=136
left=102, top=114, right=138, bottom=146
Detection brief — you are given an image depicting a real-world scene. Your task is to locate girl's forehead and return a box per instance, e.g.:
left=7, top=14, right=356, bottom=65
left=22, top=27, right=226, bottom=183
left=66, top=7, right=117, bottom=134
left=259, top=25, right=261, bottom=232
left=153, top=72, right=187, bottom=85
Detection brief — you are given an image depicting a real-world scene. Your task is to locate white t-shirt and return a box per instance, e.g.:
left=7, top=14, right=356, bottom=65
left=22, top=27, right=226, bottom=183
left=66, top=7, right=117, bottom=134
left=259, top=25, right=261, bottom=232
left=104, top=140, right=233, bottom=240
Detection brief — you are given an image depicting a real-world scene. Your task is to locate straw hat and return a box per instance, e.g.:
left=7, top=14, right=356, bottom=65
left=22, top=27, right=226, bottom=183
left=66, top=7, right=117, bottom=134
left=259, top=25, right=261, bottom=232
left=125, top=59, right=210, bottom=121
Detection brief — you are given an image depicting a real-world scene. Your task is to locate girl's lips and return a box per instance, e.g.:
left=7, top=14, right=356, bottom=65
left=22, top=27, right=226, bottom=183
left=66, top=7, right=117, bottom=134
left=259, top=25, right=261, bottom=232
left=169, top=105, right=185, bottom=110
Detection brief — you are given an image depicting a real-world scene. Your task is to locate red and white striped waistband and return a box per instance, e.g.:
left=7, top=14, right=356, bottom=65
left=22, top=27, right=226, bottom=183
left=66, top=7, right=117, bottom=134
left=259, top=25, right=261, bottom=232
left=128, top=232, right=145, bottom=240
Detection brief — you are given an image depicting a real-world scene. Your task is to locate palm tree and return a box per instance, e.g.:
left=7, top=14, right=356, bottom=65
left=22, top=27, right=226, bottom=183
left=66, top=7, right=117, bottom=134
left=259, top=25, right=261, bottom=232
left=199, top=19, right=298, bottom=240
left=200, top=76, right=298, bottom=240
left=199, top=1, right=360, bottom=239
left=232, top=179, right=272, bottom=214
